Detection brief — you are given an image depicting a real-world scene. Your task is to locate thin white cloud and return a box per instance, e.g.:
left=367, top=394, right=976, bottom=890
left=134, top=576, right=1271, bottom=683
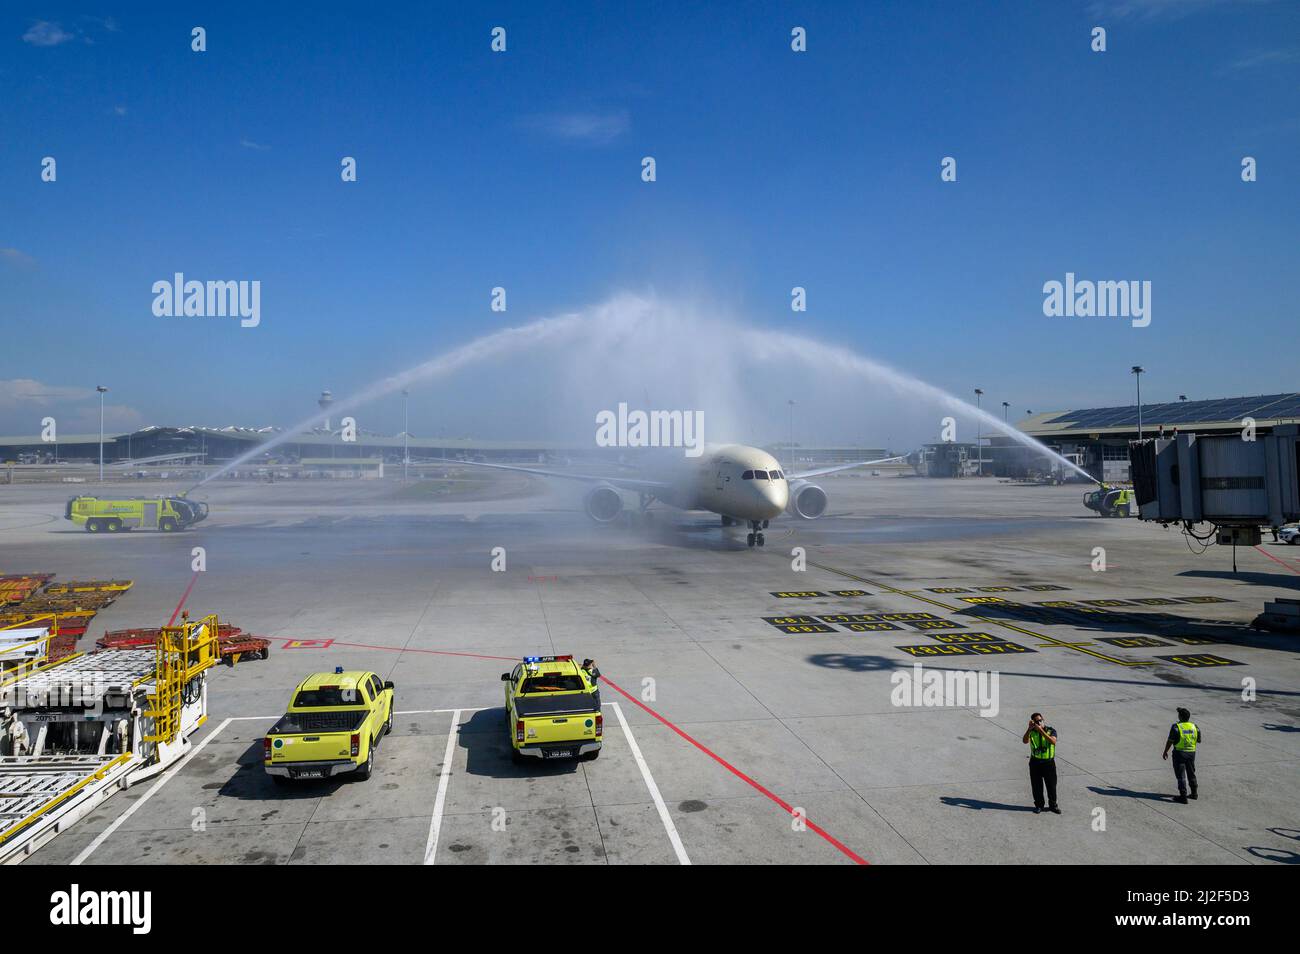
left=68, top=404, right=143, bottom=431
left=113, top=104, right=128, bottom=116
left=22, top=21, right=76, bottom=46
left=520, top=110, right=630, bottom=145
left=82, top=15, right=120, bottom=33
left=0, top=378, right=92, bottom=409
left=0, top=248, right=37, bottom=270
left=240, top=138, right=272, bottom=151
left=1224, top=48, right=1300, bottom=71
left=1089, top=0, right=1274, bottom=19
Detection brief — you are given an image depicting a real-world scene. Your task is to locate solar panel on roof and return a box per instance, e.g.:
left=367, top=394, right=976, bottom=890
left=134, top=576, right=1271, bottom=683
left=1042, top=394, right=1300, bottom=429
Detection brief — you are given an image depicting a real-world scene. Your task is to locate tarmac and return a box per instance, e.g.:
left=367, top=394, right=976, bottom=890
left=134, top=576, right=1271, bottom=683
left=2, top=471, right=1298, bottom=865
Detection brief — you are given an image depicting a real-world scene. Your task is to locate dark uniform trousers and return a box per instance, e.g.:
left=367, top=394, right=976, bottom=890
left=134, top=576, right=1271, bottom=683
left=1029, top=757, right=1058, bottom=809
left=1172, top=749, right=1197, bottom=796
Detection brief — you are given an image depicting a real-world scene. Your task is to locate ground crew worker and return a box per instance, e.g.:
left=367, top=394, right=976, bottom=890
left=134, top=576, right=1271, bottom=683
left=1162, top=707, right=1200, bottom=804
left=1022, top=712, right=1060, bottom=814
left=581, top=658, right=600, bottom=686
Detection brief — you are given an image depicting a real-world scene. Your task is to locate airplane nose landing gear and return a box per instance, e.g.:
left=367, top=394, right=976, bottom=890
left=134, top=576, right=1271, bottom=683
left=747, top=521, right=765, bottom=548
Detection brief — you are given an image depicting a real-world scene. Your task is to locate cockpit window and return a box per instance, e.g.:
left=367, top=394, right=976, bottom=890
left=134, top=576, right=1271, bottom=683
left=754, top=470, right=769, bottom=480
left=742, top=470, right=754, bottom=480
left=771, top=471, right=783, bottom=480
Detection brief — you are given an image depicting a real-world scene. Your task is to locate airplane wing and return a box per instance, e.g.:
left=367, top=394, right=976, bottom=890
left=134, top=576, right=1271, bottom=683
left=787, top=456, right=906, bottom=480
left=424, top=458, right=672, bottom=493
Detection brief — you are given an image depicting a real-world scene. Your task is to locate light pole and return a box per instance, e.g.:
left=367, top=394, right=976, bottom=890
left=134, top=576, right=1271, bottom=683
left=1131, top=366, right=1145, bottom=439
left=96, top=385, right=108, bottom=481
left=787, top=399, right=795, bottom=469
left=1002, top=401, right=1009, bottom=423
left=402, top=389, right=410, bottom=484
left=974, top=388, right=984, bottom=477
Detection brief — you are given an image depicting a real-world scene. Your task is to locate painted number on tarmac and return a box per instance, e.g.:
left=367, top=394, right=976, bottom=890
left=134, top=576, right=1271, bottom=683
left=1156, top=654, right=1244, bottom=668
left=930, top=631, right=999, bottom=644
left=1097, top=636, right=1174, bottom=648
left=905, top=619, right=966, bottom=631
left=897, top=643, right=972, bottom=657
left=774, top=623, right=837, bottom=635
left=829, top=589, right=871, bottom=597
left=771, top=591, right=828, bottom=599
left=965, top=641, right=1035, bottom=654
left=763, top=615, right=819, bottom=627
left=841, top=621, right=903, bottom=632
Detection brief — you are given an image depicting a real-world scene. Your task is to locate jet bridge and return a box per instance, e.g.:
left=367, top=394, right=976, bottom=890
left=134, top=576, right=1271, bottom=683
left=0, top=615, right=219, bottom=863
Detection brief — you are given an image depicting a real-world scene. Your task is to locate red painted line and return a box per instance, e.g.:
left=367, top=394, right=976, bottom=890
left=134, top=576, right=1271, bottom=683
left=166, top=572, right=199, bottom=626
left=598, top=674, right=869, bottom=865
left=330, top=640, right=517, bottom=662
left=1254, top=545, right=1300, bottom=576
left=250, top=624, right=869, bottom=862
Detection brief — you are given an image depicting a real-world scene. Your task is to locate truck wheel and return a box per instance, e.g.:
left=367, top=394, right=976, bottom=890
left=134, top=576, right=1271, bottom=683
left=384, top=708, right=393, bottom=736
left=159, top=517, right=177, bottom=532
left=356, top=742, right=374, bottom=780
left=86, top=519, right=102, bottom=533
left=271, top=775, right=289, bottom=786
left=106, top=518, right=122, bottom=532
left=581, top=749, right=601, bottom=761
left=510, top=747, right=525, bottom=764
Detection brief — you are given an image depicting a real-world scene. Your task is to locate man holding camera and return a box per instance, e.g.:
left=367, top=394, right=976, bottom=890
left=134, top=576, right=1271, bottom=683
left=1022, top=712, right=1060, bottom=814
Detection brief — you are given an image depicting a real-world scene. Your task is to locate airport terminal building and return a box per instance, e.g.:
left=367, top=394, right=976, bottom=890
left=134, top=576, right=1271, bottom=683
left=999, top=393, right=1300, bottom=483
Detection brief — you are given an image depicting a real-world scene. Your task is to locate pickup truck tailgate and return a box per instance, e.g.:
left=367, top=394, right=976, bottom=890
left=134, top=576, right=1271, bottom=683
left=267, top=710, right=366, bottom=764
left=515, top=692, right=601, bottom=745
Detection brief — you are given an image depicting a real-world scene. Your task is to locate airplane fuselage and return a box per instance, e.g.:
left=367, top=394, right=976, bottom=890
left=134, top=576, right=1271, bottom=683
left=652, top=444, right=789, bottom=522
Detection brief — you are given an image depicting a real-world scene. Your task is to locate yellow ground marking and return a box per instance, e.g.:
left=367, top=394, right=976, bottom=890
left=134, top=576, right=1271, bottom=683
left=807, top=562, right=1152, bottom=667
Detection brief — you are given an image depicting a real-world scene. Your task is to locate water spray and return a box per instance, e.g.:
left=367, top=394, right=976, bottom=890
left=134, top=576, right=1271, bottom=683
left=190, top=296, right=1102, bottom=492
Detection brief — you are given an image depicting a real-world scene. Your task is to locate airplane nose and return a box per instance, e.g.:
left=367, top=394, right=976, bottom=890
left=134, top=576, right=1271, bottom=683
left=755, top=479, right=788, bottom=516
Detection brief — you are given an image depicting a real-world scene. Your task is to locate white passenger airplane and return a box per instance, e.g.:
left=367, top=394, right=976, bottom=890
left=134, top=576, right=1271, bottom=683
left=433, top=444, right=902, bottom=547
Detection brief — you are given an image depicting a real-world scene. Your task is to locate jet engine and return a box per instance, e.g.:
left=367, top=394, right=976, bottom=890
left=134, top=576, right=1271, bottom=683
left=786, top=480, right=828, bottom=520
left=584, top=485, right=624, bottom=523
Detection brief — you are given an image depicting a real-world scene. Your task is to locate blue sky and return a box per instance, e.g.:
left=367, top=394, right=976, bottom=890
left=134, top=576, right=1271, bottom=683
left=2, top=0, right=1297, bottom=439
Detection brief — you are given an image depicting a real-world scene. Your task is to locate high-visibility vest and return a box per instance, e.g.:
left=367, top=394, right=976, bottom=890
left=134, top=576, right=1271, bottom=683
left=1174, top=721, right=1198, bottom=752
left=1029, top=729, right=1055, bottom=759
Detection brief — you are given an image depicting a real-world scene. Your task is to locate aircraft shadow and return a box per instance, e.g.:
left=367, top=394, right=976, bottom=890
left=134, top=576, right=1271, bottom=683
left=805, top=653, right=899, bottom=673
left=1177, top=568, right=1300, bottom=590
left=951, top=600, right=1293, bottom=653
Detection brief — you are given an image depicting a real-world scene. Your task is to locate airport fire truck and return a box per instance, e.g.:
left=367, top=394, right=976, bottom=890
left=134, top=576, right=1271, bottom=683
left=65, top=495, right=208, bottom=532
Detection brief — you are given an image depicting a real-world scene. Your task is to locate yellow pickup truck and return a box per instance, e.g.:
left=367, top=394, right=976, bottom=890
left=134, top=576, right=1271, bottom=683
left=264, top=668, right=394, bottom=783
left=502, top=655, right=602, bottom=762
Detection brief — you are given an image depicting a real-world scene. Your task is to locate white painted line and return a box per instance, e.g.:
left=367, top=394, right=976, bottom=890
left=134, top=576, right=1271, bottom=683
left=610, top=701, right=690, bottom=865
left=423, top=709, right=461, bottom=865
left=72, top=717, right=232, bottom=866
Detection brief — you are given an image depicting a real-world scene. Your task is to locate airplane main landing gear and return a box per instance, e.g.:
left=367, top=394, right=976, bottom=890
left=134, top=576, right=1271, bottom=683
left=747, top=521, right=765, bottom=548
